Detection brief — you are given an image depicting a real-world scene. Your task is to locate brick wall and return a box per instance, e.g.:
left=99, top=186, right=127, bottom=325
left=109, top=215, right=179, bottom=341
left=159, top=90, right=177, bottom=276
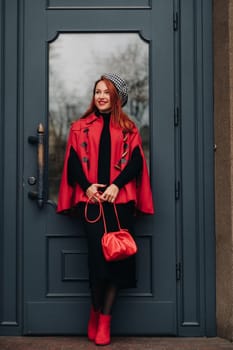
left=214, top=0, right=233, bottom=341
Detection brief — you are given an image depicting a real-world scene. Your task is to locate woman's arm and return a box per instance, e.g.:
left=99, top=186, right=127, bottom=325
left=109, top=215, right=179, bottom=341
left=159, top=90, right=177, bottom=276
left=112, top=146, right=143, bottom=189
left=67, top=146, right=91, bottom=191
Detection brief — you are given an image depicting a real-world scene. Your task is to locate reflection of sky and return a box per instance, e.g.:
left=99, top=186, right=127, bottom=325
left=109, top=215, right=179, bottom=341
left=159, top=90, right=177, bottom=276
left=50, top=33, right=145, bottom=96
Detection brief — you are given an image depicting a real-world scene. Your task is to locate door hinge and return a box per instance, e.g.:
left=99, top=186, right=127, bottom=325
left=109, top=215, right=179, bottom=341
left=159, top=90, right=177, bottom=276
left=176, top=262, right=182, bottom=281
left=173, top=11, right=179, bottom=31
left=175, top=180, right=181, bottom=200
left=174, top=107, right=180, bottom=126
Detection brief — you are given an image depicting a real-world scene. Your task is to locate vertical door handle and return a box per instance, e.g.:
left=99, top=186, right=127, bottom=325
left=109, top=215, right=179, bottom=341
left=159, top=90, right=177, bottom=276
left=28, top=123, right=45, bottom=208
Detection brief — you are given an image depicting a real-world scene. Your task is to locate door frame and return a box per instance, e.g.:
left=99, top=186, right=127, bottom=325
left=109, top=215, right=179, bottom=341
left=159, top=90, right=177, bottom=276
left=174, top=0, right=215, bottom=336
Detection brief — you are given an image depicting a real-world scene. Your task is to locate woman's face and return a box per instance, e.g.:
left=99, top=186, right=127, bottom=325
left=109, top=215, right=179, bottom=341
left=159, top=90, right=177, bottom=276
left=94, top=80, right=112, bottom=113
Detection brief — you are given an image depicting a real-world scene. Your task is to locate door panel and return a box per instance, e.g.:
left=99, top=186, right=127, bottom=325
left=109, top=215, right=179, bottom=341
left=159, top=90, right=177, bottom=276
left=47, top=0, right=151, bottom=8
left=23, top=0, right=176, bottom=335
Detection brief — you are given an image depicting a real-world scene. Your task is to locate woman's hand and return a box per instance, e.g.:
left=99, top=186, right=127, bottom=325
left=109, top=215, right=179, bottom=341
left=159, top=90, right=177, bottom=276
left=100, top=184, right=119, bottom=203
left=86, top=184, right=106, bottom=201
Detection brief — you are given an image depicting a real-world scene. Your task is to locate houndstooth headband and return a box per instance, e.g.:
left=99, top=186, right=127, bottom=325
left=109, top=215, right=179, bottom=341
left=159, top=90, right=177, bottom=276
left=102, top=73, right=128, bottom=107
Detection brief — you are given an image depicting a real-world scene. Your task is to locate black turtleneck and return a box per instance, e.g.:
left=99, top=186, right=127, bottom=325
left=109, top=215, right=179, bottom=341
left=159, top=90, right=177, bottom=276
left=67, top=112, right=143, bottom=192
left=98, top=112, right=111, bottom=188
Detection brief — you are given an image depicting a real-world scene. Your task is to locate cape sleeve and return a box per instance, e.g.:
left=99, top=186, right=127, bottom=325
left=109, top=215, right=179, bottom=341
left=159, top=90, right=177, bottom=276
left=56, top=123, right=80, bottom=213
left=130, top=128, right=155, bottom=215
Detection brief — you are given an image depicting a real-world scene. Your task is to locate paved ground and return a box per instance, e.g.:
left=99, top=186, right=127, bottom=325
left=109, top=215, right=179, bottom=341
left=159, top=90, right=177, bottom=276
left=0, top=337, right=233, bottom=350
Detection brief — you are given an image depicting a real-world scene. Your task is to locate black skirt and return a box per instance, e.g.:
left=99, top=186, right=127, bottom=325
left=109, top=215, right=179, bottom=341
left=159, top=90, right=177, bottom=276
left=77, top=201, right=137, bottom=289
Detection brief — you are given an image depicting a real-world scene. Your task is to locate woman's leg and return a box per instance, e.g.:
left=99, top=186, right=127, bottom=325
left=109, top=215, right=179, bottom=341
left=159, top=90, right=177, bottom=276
left=90, top=281, right=106, bottom=311
left=88, top=281, right=106, bottom=341
left=95, top=282, right=118, bottom=346
left=102, top=282, right=118, bottom=315
left=90, top=281, right=118, bottom=314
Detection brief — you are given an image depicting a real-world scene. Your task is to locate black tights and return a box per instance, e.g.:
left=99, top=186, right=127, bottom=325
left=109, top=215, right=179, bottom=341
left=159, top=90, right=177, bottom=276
left=91, top=281, right=118, bottom=315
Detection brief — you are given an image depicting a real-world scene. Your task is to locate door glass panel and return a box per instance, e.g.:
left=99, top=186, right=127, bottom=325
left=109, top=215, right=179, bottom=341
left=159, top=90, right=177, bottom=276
left=48, top=33, right=149, bottom=203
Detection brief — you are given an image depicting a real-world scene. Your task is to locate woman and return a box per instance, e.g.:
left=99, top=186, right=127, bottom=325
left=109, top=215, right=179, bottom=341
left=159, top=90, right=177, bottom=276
left=57, top=73, right=154, bottom=345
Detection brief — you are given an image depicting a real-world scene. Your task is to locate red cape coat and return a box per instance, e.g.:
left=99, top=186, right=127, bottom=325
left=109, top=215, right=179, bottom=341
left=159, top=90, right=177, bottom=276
left=57, top=113, right=154, bottom=215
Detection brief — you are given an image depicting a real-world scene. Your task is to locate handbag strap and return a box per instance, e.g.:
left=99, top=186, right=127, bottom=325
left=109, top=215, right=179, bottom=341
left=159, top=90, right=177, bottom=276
left=84, top=195, right=122, bottom=234
left=84, top=196, right=102, bottom=224
left=101, top=202, right=122, bottom=234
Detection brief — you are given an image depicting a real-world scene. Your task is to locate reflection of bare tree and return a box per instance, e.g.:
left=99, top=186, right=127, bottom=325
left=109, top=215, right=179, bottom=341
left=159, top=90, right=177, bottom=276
left=104, top=42, right=149, bottom=126
left=49, top=75, right=79, bottom=139
left=103, top=41, right=150, bottom=166
left=49, top=45, right=83, bottom=201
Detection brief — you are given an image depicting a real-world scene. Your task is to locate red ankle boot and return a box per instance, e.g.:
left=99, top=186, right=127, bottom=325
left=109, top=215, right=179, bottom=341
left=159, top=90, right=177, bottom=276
left=87, top=307, right=100, bottom=341
left=95, top=313, right=112, bottom=346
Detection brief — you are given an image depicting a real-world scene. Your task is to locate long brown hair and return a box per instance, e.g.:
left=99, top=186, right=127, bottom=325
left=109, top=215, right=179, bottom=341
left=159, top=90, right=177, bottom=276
left=81, top=77, right=134, bottom=131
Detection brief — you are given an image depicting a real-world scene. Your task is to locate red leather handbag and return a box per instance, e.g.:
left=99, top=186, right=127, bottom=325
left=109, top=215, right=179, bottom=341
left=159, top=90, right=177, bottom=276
left=85, top=197, right=138, bottom=261
left=101, top=202, right=138, bottom=261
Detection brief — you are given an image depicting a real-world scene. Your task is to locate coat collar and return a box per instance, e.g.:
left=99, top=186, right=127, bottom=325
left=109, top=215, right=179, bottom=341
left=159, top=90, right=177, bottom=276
left=85, top=113, right=99, bottom=125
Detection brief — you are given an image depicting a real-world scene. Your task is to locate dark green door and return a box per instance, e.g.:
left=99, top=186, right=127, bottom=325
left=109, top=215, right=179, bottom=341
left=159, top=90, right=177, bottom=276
left=22, top=0, right=215, bottom=336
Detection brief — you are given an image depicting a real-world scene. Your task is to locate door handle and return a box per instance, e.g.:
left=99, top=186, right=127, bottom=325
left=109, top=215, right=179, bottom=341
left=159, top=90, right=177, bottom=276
left=28, top=123, right=45, bottom=208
